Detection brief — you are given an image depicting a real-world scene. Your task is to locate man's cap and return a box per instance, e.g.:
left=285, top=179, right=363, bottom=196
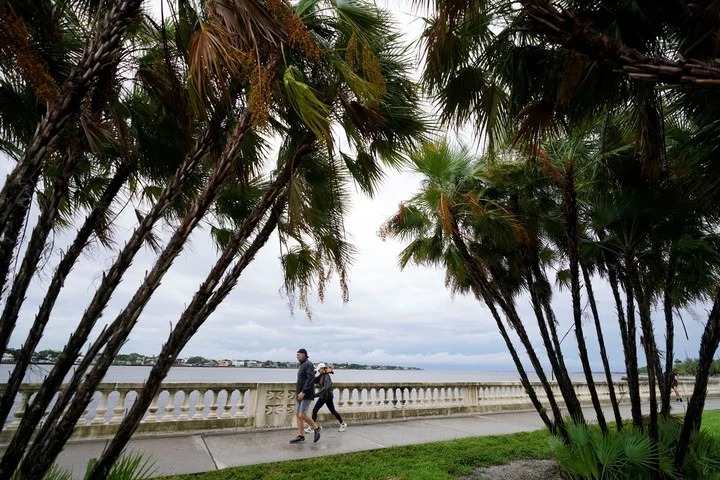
left=297, top=348, right=308, bottom=356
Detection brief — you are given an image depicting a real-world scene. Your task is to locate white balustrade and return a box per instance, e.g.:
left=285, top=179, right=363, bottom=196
left=1, top=378, right=718, bottom=444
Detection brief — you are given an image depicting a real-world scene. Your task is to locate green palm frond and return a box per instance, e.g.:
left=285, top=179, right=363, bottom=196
left=283, top=66, right=332, bottom=148
left=685, top=429, right=720, bottom=480
left=330, top=0, right=386, bottom=41
left=341, top=150, right=385, bottom=196
left=620, top=430, right=655, bottom=475
left=104, top=451, right=157, bottom=480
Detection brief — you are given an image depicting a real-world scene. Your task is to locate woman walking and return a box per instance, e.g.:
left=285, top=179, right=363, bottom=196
left=305, top=363, right=348, bottom=432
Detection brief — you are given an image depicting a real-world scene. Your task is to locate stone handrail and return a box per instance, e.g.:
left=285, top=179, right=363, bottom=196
left=0, top=378, right=714, bottom=444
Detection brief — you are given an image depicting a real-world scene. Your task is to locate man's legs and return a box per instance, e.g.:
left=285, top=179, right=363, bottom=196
left=299, top=400, right=321, bottom=442
left=298, top=400, right=317, bottom=432
left=291, top=399, right=317, bottom=442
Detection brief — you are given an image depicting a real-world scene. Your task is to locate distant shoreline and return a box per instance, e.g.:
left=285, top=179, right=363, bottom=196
left=1, top=361, right=424, bottom=371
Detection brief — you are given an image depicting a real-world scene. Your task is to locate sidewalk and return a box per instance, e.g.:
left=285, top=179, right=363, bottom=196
left=50, top=397, right=720, bottom=479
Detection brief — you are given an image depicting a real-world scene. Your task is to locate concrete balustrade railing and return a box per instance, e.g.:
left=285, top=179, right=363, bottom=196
left=1, top=379, right=716, bottom=444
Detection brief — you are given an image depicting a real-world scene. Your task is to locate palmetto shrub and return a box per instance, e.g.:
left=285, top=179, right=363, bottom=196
left=549, top=416, right=720, bottom=479
left=10, top=453, right=156, bottom=480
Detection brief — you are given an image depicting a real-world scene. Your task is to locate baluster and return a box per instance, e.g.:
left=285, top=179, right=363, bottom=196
left=208, top=390, right=219, bottom=419
left=144, top=395, right=160, bottom=423
left=10, top=392, right=29, bottom=428
left=91, top=391, right=109, bottom=425
left=195, top=390, right=206, bottom=419
left=163, top=390, right=176, bottom=421
left=236, top=389, right=246, bottom=417
left=178, top=391, right=191, bottom=420
left=335, top=388, right=345, bottom=408
left=110, top=390, right=127, bottom=424
left=383, top=388, right=392, bottom=408
left=221, top=390, right=233, bottom=418
left=358, top=388, right=369, bottom=410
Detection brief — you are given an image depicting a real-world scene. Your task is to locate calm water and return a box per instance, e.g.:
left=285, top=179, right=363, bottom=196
left=1, top=364, right=625, bottom=384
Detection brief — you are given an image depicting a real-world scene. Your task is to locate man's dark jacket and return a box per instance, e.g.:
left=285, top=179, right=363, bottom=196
left=296, top=359, right=315, bottom=399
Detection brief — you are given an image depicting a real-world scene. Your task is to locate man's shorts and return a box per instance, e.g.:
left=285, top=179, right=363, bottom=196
left=295, top=398, right=312, bottom=413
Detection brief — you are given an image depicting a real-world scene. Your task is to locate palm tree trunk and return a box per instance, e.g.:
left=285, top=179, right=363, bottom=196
left=606, top=258, right=642, bottom=426
left=0, top=201, right=29, bottom=304
left=88, top=199, right=286, bottom=478
left=581, top=262, right=623, bottom=428
left=0, top=0, right=143, bottom=234
left=0, top=154, right=81, bottom=359
left=22, top=130, right=306, bottom=479
left=0, top=161, right=132, bottom=433
left=525, top=266, right=584, bottom=423
left=0, top=130, right=213, bottom=477
left=620, top=266, right=644, bottom=427
left=447, top=221, right=567, bottom=436
left=14, top=109, right=250, bottom=474
left=628, top=261, right=659, bottom=440
left=499, top=292, right=567, bottom=438
left=563, top=162, right=606, bottom=432
left=661, top=250, right=677, bottom=416
left=674, top=289, right=720, bottom=468
left=520, top=0, right=720, bottom=87
left=477, top=287, right=555, bottom=431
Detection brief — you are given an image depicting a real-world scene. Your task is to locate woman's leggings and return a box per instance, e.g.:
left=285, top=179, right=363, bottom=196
left=312, top=397, right=343, bottom=423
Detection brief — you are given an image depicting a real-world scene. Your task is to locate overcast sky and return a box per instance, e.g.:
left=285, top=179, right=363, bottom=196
left=2, top=1, right=713, bottom=372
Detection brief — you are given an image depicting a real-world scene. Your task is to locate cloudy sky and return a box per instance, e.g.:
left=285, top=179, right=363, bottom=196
left=3, top=1, right=712, bottom=372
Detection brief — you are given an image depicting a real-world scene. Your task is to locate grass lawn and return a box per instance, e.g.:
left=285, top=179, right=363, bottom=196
left=157, top=410, right=720, bottom=480
left=702, top=408, right=720, bottom=433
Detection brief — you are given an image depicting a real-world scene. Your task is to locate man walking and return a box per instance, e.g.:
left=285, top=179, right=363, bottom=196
left=290, top=348, right=321, bottom=443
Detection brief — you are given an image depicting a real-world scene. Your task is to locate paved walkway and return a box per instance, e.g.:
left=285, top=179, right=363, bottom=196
left=48, top=397, right=720, bottom=479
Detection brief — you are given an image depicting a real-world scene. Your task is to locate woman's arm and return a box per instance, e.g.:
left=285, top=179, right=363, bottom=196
left=316, top=373, right=333, bottom=394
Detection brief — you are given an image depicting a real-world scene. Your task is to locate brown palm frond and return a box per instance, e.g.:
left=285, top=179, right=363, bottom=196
left=514, top=98, right=559, bottom=151
left=188, top=22, right=242, bottom=110
left=533, top=145, right=564, bottom=185
left=0, top=6, right=57, bottom=104
left=439, top=193, right=455, bottom=235
left=205, top=0, right=286, bottom=52
left=556, top=52, right=588, bottom=108
left=341, top=98, right=386, bottom=137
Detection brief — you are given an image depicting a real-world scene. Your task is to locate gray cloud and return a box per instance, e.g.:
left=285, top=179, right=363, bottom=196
left=3, top=2, right=712, bottom=375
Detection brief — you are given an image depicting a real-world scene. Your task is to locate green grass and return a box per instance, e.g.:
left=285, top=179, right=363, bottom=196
left=157, top=429, right=552, bottom=480
left=157, top=410, right=720, bottom=480
left=702, top=409, right=720, bottom=433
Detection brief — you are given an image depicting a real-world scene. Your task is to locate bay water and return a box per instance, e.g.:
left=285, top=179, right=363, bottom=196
left=1, top=364, right=625, bottom=384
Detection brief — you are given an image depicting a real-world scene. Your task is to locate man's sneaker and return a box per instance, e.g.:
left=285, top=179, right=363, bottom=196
left=338, top=422, right=347, bottom=432
left=290, top=435, right=305, bottom=444
left=304, top=425, right=313, bottom=434
left=313, top=426, right=322, bottom=443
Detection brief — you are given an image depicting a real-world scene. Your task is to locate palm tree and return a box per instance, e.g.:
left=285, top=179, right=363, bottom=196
left=4, top=0, right=428, bottom=477
left=0, top=0, right=145, bottom=305
left=381, top=141, right=572, bottom=436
